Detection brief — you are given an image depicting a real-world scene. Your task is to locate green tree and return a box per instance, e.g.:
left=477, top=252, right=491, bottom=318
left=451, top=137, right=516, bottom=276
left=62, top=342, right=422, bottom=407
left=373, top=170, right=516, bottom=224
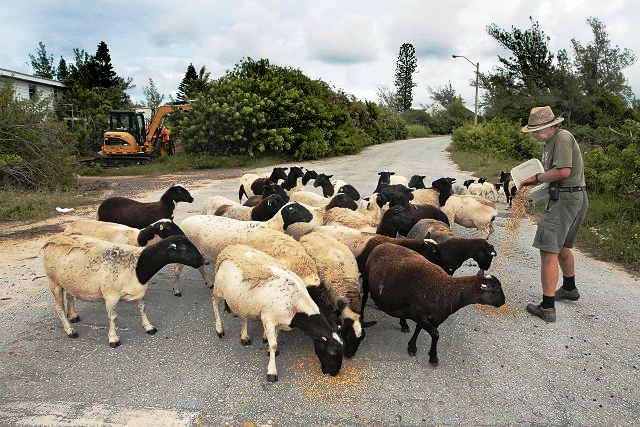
left=428, top=82, right=464, bottom=109
left=56, top=56, right=69, bottom=81
left=143, top=78, right=164, bottom=109
left=94, top=41, right=119, bottom=88
left=394, top=43, right=417, bottom=111
left=571, top=17, right=636, bottom=101
left=486, top=17, right=556, bottom=92
left=176, top=64, right=199, bottom=103
left=28, top=41, right=57, bottom=79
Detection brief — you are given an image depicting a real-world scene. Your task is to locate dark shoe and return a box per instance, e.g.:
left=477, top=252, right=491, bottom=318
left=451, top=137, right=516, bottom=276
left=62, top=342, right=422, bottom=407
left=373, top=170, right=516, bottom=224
left=526, top=303, right=556, bottom=322
left=555, top=287, right=580, bottom=301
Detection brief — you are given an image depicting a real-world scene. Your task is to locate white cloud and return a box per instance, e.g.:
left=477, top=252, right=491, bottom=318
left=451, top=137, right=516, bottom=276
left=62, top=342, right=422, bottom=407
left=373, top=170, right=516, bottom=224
left=1, top=0, right=637, bottom=107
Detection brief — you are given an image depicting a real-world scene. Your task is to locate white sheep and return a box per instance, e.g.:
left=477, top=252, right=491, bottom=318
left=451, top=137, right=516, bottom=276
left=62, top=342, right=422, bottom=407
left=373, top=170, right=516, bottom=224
left=464, top=179, right=486, bottom=197
left=441, top=194, right=497, bottom=239
left=212, top=244, right=344, bottom=382
left=238, top=167, right=288, bottom=201
left=63, top=219, right=184, bottom=247
left=288, top=190, right=331, bottom=207
left=41, top=234, right=206, bottom=347
left=299, top=231, right=366, bottom=358
left=172, top=202, right=313, bottom=296
left=478, top=178, right=498, bottom=201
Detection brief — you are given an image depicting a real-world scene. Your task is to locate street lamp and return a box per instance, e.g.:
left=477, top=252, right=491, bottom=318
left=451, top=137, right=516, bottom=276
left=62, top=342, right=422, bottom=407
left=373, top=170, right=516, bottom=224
left=452, top=55, right=479, bottom=124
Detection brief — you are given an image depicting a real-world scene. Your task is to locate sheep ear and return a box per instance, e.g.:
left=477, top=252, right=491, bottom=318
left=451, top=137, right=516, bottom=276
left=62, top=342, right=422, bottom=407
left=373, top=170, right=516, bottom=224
left=476, top=269, right=485, bottom=277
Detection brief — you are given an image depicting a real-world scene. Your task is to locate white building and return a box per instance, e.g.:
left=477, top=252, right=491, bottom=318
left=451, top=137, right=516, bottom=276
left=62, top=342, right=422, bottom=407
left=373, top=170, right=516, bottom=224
left=0, top=67, right=65, bottom=108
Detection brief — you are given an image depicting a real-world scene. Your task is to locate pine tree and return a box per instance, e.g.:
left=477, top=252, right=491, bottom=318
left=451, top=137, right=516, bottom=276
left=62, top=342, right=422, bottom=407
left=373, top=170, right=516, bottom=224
left=143, top=78, right=164, bottom=109
left=177, top=64, right=198, bottom=103
left=94, top=41, right=118, bottom=88
left=56, top=57, right=69, bottom=81
left=394, top=43, right=417, bottom=111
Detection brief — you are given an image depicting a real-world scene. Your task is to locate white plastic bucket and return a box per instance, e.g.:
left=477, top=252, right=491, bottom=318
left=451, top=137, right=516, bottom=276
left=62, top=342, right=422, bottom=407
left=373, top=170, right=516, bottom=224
left=510, top=159, right=548, bottom=201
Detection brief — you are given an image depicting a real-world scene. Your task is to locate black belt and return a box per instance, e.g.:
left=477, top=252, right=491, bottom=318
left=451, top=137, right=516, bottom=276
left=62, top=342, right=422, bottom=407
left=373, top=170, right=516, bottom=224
left=559, top=186, right=586, bottom=192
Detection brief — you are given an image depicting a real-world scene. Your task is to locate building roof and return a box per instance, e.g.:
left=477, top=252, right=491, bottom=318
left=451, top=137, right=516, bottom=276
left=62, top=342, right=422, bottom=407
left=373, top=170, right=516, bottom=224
left=0, top=67, right=65, bottom=87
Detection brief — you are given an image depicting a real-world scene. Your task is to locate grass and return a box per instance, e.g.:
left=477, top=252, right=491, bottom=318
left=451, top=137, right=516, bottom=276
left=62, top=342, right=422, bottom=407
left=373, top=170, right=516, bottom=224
left=75, top=152, right=292, bottom=177
left=0, top=188, right=94, bottom=221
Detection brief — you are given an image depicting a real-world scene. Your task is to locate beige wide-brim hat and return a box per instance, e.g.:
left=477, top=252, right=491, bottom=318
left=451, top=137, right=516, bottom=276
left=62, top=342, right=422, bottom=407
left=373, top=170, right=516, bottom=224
left=521, top=106, right=564, bottom=132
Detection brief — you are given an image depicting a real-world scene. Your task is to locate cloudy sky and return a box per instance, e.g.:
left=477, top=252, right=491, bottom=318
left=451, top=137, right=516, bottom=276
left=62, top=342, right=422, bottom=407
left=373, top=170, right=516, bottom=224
left=2, top=0, right=638, bottom=110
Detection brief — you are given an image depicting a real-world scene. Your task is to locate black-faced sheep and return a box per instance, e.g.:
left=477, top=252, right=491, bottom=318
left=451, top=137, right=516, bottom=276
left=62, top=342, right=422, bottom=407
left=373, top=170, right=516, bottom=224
left=41, top=234, right=206, bottom=347
left=373, top=170, right=410, bottom=193
left=376, top=203, right=450, bottom=237
left=299, top=231, right=366, bottom=358
left=97, top=184, right=194, bottom=229
left=238, top=166, right=288, bottom=201
left=242, top=182, right=290, bottom=207
left=407, top=175, right=427, bottom=189
left=324, top=193, right=358, bottom=211
left=313, top=173, right=361, bottom=201
left=211, top=194, right=287, bottom=221
left=407, top=218, right=497, bottom=275
left=63, top=218, right=184, bottom=247
left=280, top=166, right=305, bottom=193
left=361, top=242, right=505, bottom=365
left=212, top=244, right=344, bottom=382
left=500, top=171, right=517, bottom=209
left=172, top=202, right=313, bottom=296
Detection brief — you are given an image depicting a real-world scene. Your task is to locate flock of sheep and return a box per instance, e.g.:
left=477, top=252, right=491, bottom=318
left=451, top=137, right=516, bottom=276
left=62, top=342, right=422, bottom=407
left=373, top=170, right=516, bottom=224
left=41, top=166, right=512, bottom=381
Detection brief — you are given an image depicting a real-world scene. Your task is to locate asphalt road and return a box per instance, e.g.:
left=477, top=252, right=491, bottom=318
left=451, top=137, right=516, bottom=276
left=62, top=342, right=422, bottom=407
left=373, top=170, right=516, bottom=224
left=1, top=136, right=639, bottom=426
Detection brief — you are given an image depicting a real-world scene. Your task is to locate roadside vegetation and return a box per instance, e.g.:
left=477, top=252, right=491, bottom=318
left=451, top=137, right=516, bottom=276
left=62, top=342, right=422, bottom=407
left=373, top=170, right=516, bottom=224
left=1, top=17, right=639, bottom=275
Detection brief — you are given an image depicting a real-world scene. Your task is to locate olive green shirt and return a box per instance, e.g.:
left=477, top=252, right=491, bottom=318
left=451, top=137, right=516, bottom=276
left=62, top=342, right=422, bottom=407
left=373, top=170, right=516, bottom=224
left=541, top=129, right=585, bottom=187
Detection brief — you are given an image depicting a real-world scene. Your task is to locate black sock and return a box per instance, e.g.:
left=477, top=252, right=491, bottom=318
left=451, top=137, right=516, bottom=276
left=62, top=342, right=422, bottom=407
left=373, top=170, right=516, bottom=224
left=541, top=295, right=555, bottom=309
left=562, top=275, right=576, bottom=291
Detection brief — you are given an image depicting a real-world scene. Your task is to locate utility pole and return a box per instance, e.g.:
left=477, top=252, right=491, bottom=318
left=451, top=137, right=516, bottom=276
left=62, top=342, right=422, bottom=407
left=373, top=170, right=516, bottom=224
left=452, top=55, right=479, bottom=123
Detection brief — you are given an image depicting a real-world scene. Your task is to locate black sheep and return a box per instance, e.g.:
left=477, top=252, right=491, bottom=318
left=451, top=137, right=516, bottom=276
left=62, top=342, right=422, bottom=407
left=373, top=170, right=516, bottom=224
left=97, top=185, right=193, bottom=229
left=361, top=242, right=505, bottom=365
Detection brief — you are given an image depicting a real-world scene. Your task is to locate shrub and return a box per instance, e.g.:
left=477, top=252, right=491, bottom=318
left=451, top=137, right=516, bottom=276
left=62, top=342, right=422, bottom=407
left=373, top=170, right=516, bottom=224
left=0, top=81, right=77, bottom=190
left=451, top=119, right=540, bottom=160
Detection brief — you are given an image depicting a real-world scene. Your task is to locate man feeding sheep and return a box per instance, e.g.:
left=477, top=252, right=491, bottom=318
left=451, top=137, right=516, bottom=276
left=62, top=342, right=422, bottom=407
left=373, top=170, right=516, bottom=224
left=519, top=106, right=589, bottom=323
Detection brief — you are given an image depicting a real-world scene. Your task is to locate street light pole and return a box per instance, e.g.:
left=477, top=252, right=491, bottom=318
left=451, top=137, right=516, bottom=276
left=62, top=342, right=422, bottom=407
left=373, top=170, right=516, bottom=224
left=452, top=55, right=479, bottom=124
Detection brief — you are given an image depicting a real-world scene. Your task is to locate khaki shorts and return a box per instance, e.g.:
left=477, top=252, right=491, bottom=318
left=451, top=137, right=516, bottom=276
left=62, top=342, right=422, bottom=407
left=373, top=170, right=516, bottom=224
left=533, top=191, right=589, bottom=253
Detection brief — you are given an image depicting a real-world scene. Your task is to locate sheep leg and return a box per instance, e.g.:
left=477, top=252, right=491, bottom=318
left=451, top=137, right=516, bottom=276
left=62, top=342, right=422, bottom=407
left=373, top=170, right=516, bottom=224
left=410, top=320, right=440, bottom=366
left=65, top=293, right=80, bottom=323
left=50, top=283, right=78, bottom=338
left=196, top=265, right=214, bottom=289
left=212, top=291, right=225, bottom=338
left=399, top=318, right=410, bottom=333
left=104, top=296, right=121, bottom=347
left=240, top=318, right=251, bottom=345
left=172, top=264, right=185, bottom=297
left=262, top=321, right=279, bottom=382
left=137, top=299, right=157, bottom=335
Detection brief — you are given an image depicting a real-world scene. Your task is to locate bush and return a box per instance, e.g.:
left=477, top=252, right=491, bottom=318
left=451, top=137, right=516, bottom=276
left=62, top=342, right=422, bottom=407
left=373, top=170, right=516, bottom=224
left=0, top=81, right=77, bottom=190
left=175, top=58, right=407, bottom=161
left=451, top=119, right=540, bottom=160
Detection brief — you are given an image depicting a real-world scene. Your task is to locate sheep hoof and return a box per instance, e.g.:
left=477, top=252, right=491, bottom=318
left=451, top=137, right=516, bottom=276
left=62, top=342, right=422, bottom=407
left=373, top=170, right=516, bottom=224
left=146, top=327, right=157, bottom=335
left=109, top=340, right=121, bottom=348
left=262, top=337, right=268, bottom=344
left=407, top=347, right=417, bottom=357
left=174, top=291, right=182, bottom=297
left=429, top=359, right=439, bottom=366
left=68, top=315, right=80, bottom=323
left=267, top=374, right=278, bottom=382
left=216, top=331, right=225, bottom=338
left=241, top=338, right=252, bottom=346
left=67, top=331, right=79, bottom=339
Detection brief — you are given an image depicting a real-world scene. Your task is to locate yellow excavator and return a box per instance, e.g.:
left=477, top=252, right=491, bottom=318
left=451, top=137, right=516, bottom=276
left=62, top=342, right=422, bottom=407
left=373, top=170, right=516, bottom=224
left=97, top=104, right=191, bottom=166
